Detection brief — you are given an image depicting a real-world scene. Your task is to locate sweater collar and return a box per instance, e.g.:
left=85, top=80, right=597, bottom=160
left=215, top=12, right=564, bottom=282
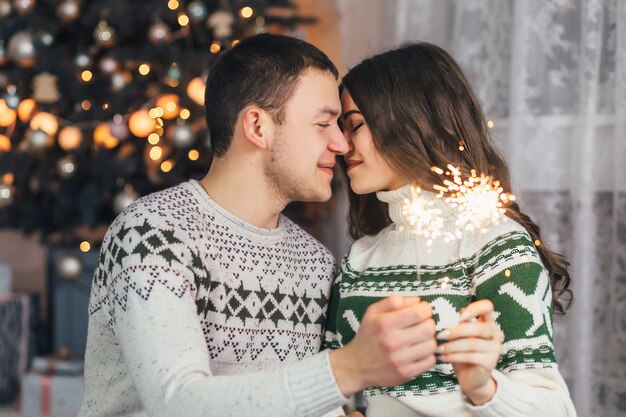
left=376, top=183, right=456, bottom=229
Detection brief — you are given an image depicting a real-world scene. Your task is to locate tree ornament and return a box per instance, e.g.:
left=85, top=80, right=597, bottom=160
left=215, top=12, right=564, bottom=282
left=26, top=129, right=52, bottom=152
left=32, top=72, right=60, bottom=103
left=207, top=10, right=234, bottom=39
left=99, top=55, right=119, bottom=74
left=13, top=0, right=34, bottom=15
left=93, top=20, right=116, bottom=47
left=0, top=0, right=11, bottom=18
left=148, top=21, right=171, bottom=44
left=188, top=1, right=208, bottom=23
left=74, top=51, right=91, bottom=69
left=169, top=122, right=195, bottom=148
left=2, top=85, right=20, bottom=109
left=57, top=155, right=76, bottom=178
left=56, top=0, right=79, bottom=23
left=0, top=183, right=13, bottom=208
left=7, top=31, right=36, bottom=67
left=55, top=253, right=83, bottom=280
left=113, top=185, right=139, bottom=214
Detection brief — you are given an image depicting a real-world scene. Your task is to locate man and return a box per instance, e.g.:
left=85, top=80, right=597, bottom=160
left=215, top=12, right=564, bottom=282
left=79, top=33, right=436, bottom=417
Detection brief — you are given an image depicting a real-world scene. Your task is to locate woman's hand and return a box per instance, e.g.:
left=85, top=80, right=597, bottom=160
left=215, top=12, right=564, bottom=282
left=435, top=299, right=504, bottom=405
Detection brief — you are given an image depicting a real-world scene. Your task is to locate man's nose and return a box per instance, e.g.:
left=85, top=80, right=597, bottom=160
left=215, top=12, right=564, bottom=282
left=329, top=125, right=350, bottom=155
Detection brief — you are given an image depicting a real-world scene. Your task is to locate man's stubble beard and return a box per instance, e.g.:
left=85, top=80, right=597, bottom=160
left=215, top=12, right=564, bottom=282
left=264, top=129, right=325, bottom=204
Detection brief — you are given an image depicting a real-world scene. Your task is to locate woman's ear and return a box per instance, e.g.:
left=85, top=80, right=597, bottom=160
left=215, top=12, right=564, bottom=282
left=241, top=106, right=274, bottom=150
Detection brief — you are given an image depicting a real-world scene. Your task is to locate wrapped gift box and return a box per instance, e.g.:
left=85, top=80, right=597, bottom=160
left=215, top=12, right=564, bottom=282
left=0, top=293, right=38, bottom=405
left=20, top=372, right=84, bottom=417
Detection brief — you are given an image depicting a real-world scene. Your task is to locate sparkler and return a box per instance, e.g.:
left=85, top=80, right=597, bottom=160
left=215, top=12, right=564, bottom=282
left=400, top=165, right=516, bottom=299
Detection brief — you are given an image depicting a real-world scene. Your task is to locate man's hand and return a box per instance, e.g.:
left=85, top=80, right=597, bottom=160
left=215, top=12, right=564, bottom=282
left=329, top=295, right=437, bottom=397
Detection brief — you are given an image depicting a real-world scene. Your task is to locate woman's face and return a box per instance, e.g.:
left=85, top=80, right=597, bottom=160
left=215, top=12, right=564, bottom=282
left=340, top=90, right=406, bottom=195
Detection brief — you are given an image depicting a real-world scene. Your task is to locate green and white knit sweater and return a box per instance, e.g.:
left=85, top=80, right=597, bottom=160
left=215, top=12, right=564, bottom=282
left=323, top=184, right=576, bottom=417
left=79, top=180, right=346, bottom=417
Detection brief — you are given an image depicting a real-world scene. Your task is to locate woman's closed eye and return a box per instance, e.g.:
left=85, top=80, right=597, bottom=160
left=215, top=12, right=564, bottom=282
left=350, top=121, right=365, bottom=133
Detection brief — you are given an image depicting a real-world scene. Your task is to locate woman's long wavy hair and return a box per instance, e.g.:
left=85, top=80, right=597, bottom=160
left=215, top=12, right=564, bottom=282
left=340, top=42, right=572, bottom=314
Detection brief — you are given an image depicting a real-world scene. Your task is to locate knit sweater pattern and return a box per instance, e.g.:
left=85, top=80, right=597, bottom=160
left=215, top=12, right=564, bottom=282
left=79, top=180, right=346, bottom=417
left=323, top=184, right=576, bottom=417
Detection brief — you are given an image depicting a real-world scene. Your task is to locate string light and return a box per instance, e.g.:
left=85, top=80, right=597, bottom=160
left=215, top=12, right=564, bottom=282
left=149, top=145, right=162, bottom=160
left=177, top=13, right=189, bottom=26
left=80, top=70, right=93, bottom=82
left=240, top=7, right=253, bottom=18
left=210, top=42, right=221, bottom=54
left=81, top=100, right=91, bottom=111
left=179, top=108, right=190, bottom=120
left=0, top=134, right=11, bottom=152
left=487, top=120, right=494, bottom=129
left=160, top=160, right=173, bottom=172
left=188, top=149, right=199, bottom=160
left=167, top=0, right=179, bottom=10
left=148, top=133, right=160, bottom=145
left=80, top=241, right=91, bottom=252
left=138, top=64, right=151, bottom=76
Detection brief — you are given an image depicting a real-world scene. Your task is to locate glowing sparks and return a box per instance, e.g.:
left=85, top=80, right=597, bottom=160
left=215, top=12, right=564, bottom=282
left=401, top=185, right=449, bottom=246
left=433, top=164, right=515, bottom=234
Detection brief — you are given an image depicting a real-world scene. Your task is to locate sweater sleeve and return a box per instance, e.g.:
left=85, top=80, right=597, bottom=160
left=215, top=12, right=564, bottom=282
left=110, top=263, right=347, bottom=417
left=463, top=230, right=576, bottom=416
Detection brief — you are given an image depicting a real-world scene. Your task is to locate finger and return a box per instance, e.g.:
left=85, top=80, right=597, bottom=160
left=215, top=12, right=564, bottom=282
left=437, top=322, right=494, bottom=341
left=383, top=302, right=433, bottom=330
left=436, top=338, right=497, bottom=355
left=459, top=299, right=496, bottom=322
left=367, top=295, right=420, bottom=314
left=436, top=351, right=495, bottom=366
left=391, top=337, right=438, bottom=365
left=401, top=354, right=437, bottom=379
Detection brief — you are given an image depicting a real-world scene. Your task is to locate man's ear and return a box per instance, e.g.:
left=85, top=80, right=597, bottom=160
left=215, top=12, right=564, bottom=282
left=241, top=106, right=274, bottom=150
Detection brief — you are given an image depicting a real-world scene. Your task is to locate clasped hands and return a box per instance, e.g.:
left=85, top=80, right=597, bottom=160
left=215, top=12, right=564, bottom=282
left=332, top=296, right=503, bottom=413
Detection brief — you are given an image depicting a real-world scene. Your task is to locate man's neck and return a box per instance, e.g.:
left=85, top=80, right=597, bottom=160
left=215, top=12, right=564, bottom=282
left=199, top=157, right=287, bottom=230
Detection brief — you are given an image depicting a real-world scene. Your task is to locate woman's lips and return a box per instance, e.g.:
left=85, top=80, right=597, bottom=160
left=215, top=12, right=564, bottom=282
left=346, top=160, right=362, bottom=172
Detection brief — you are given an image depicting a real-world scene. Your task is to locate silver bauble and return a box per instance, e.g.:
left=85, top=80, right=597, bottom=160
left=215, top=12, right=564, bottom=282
left=148, top=22, right=171, bottom=44
left=188, top=1, right=208, bottom=22
left=56, top=0, right=79, bottom=23
left=94, top=21, right=116, bottom=47
left=170, top=124, right=195, bottom=148
left=113, top=187, right=139, bottom=214
left=99, top=55, right=119, bottom=74
left=2, top=87, right=20, bottom=109
left=8, top=31, right=36, bottom=67
left=55, top=253, right=83, bottom=280
left=0, top=0, right=11, bottom=18
left=57, top=156, right=76, bottom=178
left=0, top=183, right=13, bottom=208
left=13, top=0, right=34, bottom=15
left=26, top=129, right=52, bottom=152
left=74, top=52, right=91, bottom=69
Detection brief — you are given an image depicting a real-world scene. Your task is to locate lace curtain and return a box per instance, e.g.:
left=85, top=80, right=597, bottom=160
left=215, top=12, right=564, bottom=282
left=337, top=1, right=626, bottom=415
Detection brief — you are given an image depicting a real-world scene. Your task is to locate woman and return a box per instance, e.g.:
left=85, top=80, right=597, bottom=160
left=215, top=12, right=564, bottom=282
left=323, top=43, right=576, bottom=416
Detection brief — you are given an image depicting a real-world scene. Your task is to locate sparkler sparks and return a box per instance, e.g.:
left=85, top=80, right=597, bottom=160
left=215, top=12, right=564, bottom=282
left=433, top=164, right=515, bottom=235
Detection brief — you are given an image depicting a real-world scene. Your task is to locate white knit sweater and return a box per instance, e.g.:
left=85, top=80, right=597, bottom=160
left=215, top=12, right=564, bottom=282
left=324, top=184, right=577, bottom=417
left=79, top=180, right=347, bottom=417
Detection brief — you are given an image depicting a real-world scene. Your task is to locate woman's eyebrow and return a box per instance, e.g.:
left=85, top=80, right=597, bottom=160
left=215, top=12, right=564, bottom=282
left=342, top=110, right=362, bottom=119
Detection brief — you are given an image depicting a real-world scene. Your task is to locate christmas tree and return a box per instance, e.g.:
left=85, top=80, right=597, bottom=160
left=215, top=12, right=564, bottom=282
left=0, top=0, right=315, bottom=246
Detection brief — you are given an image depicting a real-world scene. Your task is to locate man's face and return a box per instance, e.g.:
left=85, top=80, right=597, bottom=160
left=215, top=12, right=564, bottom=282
left=265, top=69, right=348, bottom=203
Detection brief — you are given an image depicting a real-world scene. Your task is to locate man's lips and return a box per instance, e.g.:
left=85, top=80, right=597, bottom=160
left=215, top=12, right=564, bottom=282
left=346, top=159, right=363, bottom=171
left=318, top=163, right=335, bottom=176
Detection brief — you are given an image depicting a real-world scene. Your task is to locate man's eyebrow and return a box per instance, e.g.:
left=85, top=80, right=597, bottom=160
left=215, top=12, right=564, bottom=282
left=342, top=110, right=362, bottom=119
left=314, top=106, right=341, bottom=117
